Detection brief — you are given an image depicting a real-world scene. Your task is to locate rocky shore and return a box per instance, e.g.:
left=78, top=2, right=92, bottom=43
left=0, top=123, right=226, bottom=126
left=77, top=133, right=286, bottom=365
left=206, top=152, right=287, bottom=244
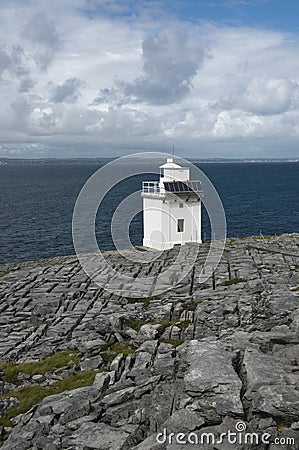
left=0, top=234, right=298, bottom=449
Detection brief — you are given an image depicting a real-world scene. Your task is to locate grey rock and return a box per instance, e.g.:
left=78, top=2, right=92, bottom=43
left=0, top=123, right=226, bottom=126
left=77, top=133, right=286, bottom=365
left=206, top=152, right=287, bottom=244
left=1, top=234, right=299, bottom=448
left=181, top=340, right=243, bottom=418
left=137, top=324, right=160, bottom=343
left=162, top=409, right=205, bottom=432
left=291, top=421, right=299, bottom=430
left=253, top=385, right=299, bottom=420
left=101, top=386, right=137, bottom=407
left=31, top=374, right=45, bottom=383
left=64, top=421, right=137, bottom=449
left=17, top=372, right=30, bottom=382
left=92, top=372, right=111, bottom=392
left=79, top=355, right=103, bottom=371
left=243, top=347, right=299, bottom=421
left=77, top=338, right=106, bottom=353
left=0, top=397, right=19, bottom=415
left=110, top=353, right=125, bottom=381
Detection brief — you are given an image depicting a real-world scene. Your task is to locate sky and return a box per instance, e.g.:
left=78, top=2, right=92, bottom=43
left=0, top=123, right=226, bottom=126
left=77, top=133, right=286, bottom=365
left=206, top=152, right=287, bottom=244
left=1, top=0, right=299, bottom=158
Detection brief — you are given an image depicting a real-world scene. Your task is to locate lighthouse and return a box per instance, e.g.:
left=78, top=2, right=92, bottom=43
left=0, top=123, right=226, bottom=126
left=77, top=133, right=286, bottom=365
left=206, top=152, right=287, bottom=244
left=141, top=158, right=202, bottom=250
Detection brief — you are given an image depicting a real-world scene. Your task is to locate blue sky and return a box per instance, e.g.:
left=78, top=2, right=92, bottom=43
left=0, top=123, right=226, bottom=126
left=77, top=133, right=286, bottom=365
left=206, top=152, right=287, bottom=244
left=82, top=0, right=299, bottom=32
left=175, top=0, right=299, bottom=32
left=0, top=0, right=299, bottom=158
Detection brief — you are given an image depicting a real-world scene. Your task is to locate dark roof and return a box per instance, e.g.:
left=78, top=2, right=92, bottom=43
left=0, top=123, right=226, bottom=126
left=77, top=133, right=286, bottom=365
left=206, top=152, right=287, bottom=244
left=163, top=180, right=202, bottom=193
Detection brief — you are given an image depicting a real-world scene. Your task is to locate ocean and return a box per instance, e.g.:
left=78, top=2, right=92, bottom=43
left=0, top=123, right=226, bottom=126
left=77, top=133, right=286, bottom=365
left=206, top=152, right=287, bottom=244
left=0, top=161, right=298, bottom=265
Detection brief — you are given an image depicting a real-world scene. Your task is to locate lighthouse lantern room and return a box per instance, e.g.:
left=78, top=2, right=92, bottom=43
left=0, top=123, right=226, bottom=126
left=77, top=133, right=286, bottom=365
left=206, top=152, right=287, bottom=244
left=141, top=158, right=202, bottom=250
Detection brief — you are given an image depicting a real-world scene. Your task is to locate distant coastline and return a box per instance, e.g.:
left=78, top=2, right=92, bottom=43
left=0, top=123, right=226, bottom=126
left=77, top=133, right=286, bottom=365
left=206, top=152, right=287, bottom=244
left=0, top=157, right=298, bottom=165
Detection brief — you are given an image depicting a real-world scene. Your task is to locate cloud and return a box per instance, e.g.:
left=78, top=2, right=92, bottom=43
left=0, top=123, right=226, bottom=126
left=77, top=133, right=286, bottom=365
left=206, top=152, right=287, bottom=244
left=0, top=1, right=298, bottom=158
left=0, top=46, right=11, bottom=75
left=51, top=78, right=83, bottom=103
left=96, top=28, right=207, bottom=105
left=19, top=78, right=35, bottom=93
left=0, top=44, right=28, bottom=77
left=21, top=12, right=60, bottom=70
left=241, top=77, right=299, bottom=115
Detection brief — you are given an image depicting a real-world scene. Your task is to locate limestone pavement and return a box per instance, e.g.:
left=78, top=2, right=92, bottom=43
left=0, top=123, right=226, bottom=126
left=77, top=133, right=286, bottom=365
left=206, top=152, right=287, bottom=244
left=0, top=234, right=298, bottom=449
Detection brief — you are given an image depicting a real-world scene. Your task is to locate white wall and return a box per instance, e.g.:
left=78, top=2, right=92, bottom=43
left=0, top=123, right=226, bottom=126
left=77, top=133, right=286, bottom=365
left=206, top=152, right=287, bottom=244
left=143, top=197, right=163, bottom=249
left=143, top=194, right=201, bottom=250
left=162, top=168, right=189, bottom=182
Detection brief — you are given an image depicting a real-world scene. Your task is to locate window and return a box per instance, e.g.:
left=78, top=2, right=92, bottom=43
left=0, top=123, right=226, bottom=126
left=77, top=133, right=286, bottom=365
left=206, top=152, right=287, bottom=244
left=179, top=203, right=183, bottom=208
left=177, top=219, right=184, bottom=232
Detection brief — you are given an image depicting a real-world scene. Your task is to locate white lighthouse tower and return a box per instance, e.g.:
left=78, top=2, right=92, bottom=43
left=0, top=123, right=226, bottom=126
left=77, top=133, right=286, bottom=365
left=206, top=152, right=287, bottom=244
left=141, top=158, right=202, bottom=250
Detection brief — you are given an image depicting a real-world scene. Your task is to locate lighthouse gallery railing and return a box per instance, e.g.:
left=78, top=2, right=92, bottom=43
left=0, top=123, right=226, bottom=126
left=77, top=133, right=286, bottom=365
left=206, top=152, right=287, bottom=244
left=142, top=181, right=160, bottom=194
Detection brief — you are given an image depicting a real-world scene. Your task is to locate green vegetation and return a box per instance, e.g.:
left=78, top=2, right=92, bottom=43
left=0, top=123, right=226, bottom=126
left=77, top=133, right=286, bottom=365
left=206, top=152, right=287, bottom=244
left=100, top=340, right=135, bottom=363
left=151, top=319, right=190, bottom=335
left=0, top=270, right=10, bottom=278
left=159, top=339, right=184, bottom=347
left=224, top=278, right=247, bottom=286
left=0, top=385, right=46, bottom=426
left=0, top=370, right=97, bottom=427
left=2, top=350, right=81, bottom=385
left=119, top=316, right=144, bottom=331
left=169, top=273, right=179, bottom=284
left=49, top=370, right=97, bottom=393
left=276, top=419, right=292, bottom=433
left=126, top=297, right=152, bottom=309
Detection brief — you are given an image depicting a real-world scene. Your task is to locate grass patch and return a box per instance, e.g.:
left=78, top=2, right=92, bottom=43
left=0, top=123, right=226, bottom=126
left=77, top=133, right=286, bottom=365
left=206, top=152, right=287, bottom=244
left=0, top=370, right=97, bottom=427
left=276, top=419, right=292, bottom=433
left=151, top=319, right=191, bottom=335
left=126, top=297, right=152, bottom=309
left=224, top=278, right=247, bottom=286
left=49, top=370, right=97, bottom=394
left=169, top=273, right=179, bottom=284
left=142, top=298, right=151, bottom=309
left=119, top=317, right=146, bottom=331
left=159, top=339, right=184, bottom=347
left=2, top=350, right=81, bottom=385
left=100, top=341, right=135, bottom=364
left=0, top=270, right=10, bottom=278
left=0, top=385, right=47, bottom=426
left=101, top=353, right=117, bottom=364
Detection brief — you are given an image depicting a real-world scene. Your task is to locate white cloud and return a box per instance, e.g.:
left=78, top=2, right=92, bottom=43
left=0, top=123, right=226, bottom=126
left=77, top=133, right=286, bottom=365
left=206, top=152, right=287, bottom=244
left=0, top=1, right=298, bottom=157
left=241, top=77, right=299, bottom=115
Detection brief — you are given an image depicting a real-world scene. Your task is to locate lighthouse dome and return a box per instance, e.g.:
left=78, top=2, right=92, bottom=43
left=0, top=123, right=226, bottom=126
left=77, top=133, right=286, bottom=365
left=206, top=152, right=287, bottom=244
left=159, top=158, right=182, bottom=169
